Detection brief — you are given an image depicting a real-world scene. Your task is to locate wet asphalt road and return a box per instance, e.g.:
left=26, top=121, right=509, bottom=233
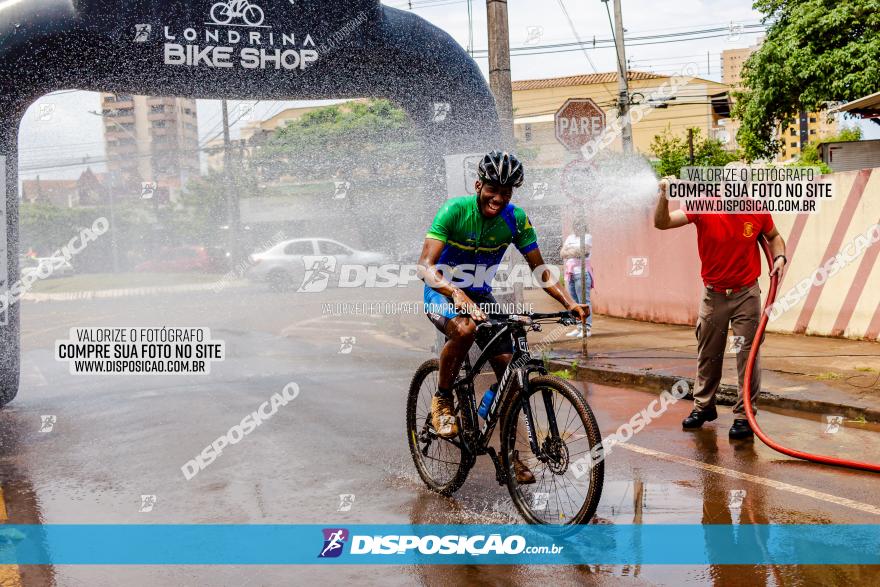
left=1, top=282, right=879, bottom=585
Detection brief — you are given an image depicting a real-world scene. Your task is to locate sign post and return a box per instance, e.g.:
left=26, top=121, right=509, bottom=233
left=554, top=99, right=605, bottom=356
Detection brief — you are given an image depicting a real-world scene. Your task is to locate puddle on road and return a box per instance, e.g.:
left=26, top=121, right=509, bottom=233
left=758, top=405, right=880, bottom=458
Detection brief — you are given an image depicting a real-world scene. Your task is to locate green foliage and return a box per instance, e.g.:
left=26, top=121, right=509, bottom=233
left=650, top=127, right=742, bottom=177
left=177, top=169, right=234, bottom=246
left=19, top=203, right=99, bottom=255
left=732, top=0, right=880, bottom=160
left=19, top=200, right=159, bottom=271
left=176, top=99, right=424, bottom=249
left=835, top=127, right=863, bottom=143
left=254, top=99, right=421, bottom=181
left=793, top=143, right=832, bottom=173
left=550, top=360, right=579, bottom=380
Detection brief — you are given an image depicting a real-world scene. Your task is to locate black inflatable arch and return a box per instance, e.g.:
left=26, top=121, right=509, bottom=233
left=0, top=0, right=500, bottom=404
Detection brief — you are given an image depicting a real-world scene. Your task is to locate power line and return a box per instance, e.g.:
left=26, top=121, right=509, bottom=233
left=470, top=29, right=764, bottom=60
left=554, top=0, right=619, bottom=105
left=471, top=24, right=765, bottom=55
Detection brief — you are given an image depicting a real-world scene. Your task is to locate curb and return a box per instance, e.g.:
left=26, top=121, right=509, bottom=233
left=547, top=357, right=880, bottom=424
left=22, top=280, right=249, bottom=302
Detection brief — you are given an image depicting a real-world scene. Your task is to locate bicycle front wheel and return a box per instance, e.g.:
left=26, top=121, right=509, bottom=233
left=500, top=375, right=603, bottom=525
left=406, top=359, right=473, bottom=496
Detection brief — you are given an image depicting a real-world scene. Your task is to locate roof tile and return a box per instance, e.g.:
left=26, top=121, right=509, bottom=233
left=512, top=70, right=666, bottom=91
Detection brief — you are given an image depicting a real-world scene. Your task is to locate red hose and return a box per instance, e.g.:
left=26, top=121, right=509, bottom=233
left=742, top=238, right=880, bottom=472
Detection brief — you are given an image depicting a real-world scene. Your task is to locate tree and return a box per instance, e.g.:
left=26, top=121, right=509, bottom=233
left=733, top=0, right=880, bottom=160
left=177, top=99, right=428, bottom=254
left=650, top=127, right=742, bottom=177
left=253, top=99, right=422, bottom=182
left=176, top=169, right=232, bottom=246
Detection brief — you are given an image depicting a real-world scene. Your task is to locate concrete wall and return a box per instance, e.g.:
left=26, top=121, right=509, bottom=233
left=588, top=168, right=880, bottom=340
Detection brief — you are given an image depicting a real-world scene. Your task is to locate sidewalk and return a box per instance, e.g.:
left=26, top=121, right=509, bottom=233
left=523, top=291, right=880, bottom=423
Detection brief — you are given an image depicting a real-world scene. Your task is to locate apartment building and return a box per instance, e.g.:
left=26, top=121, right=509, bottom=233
left=100, top=93, right=200, bottom=200
left=721, top=42, right=837, bottom=160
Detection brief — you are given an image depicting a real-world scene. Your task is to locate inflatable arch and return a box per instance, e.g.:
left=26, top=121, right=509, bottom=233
left=0, top=0, right=501, bottom=404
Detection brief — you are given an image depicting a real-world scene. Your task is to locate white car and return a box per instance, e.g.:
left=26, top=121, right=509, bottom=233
left=20, top=256, right=74, bottom=280
left=248, top=238, right=389, bottom=291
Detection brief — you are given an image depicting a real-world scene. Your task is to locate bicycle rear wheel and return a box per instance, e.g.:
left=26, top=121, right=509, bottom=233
left=406, top=359, right=473, bottom=495
left=500, top=375, right=603, bottom=525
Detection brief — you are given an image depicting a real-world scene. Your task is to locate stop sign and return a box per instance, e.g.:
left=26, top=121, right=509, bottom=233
left=555, top=98, right=606, bottom=152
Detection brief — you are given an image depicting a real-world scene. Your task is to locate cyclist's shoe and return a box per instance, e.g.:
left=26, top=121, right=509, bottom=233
left=431, top=394, right=458, bottom=439
left=682, top=406, right=718, bottom=429
left=512, top=450, right=536, bottom=484
left=729, top=419, right=754, bottom=440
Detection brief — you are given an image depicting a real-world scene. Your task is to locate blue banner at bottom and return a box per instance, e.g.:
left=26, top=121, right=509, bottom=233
left=0, top=524, right=877, bottom=565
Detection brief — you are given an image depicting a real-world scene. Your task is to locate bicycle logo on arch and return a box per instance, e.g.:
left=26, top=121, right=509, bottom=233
left=209, top=0, right=267, bottom=28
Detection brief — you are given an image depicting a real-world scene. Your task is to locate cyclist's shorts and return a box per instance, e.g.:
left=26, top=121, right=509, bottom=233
left=423, top=285, right=513, bottom=355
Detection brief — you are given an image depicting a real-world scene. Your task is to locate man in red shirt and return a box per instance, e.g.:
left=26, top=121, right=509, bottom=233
left=654, top=178, right=787, bottom=439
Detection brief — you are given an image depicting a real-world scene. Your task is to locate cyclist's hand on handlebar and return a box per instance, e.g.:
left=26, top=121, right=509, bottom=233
left=566, top=303, right=591, bottom=324
left=451, top=289, right=487, bottom=321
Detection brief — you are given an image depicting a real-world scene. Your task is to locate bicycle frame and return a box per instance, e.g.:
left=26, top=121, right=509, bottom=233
left=451, top=320, right=559, bottom=470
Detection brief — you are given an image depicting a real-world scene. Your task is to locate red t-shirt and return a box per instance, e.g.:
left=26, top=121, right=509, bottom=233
left=685, top=212, right=775, bottom=288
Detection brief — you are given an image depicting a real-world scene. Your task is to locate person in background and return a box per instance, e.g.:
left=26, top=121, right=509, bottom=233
left=561, top=220, right=594, bottom=338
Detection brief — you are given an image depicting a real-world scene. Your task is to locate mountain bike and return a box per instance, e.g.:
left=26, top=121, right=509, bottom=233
left=406, top=311, right=604, bottom=525
left=210, top=0, right=265, bottom=27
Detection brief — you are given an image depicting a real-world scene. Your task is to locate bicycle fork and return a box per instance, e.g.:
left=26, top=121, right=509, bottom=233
left=516, top=367, right=561, bottom=464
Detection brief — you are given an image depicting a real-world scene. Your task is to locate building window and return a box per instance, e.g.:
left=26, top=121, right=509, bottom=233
left=150, top=105, right=165, bottom=114
left=790, top=128, right=796, bottom=136
left=810, top=129, right=816, bottom=135
left=153, top=120, right=167, bottom=128
left=809, top=117, right=816, bottom=123
left=790, top=142, right=797, bottom=147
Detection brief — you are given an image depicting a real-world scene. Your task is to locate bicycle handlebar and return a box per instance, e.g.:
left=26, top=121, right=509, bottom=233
left=475, top=310, right=579, bottom=328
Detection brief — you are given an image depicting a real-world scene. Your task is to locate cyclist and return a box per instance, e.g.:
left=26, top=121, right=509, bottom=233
left=418, top=150, right=590, bottom=483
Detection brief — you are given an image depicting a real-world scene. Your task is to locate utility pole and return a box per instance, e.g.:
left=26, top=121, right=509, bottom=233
left=466, top=0, right=475, bottom=56
left=609, top=0, right=633, bottom=153
left=486, top=0, right=515, bottom=147
left=104, top=174, right=120, bottom=273
left=221, top=100, right=239, bottom=260
left=688, top=128, right=695, bottom=164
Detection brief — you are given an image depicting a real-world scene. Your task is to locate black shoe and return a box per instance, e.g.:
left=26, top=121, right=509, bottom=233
left=682, top=406, right=718, bottom=429
left=729, top=419, right=754, bottom=440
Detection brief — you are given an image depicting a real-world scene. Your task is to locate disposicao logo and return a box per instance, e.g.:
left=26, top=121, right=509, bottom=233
left=318, top=528, right=349, bottom=558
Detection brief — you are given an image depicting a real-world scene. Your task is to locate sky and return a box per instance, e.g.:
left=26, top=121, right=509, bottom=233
left=16, top=0, right=877, bottom=181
